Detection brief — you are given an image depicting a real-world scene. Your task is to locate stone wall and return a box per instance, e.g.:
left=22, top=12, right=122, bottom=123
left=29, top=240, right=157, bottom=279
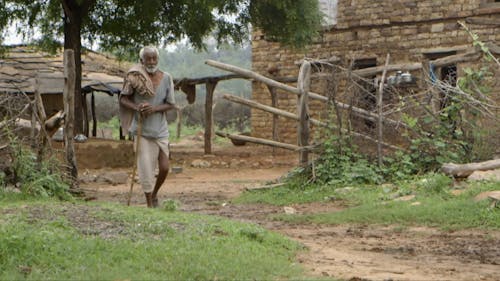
left=251, top=0, right=500, bottom=145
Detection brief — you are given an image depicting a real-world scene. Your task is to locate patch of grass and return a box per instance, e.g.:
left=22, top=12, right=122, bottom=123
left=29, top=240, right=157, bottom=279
left=274, top=179, right=500, bottom=230
left=0, top=199, right=306, bottom=280
left=235, top=173, right=500, bottom=230
left=234, top=182, right=342, bottom=206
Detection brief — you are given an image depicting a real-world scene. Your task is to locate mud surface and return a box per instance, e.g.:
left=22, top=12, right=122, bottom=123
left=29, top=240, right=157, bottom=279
left=80, top=138, right=500, bottom=281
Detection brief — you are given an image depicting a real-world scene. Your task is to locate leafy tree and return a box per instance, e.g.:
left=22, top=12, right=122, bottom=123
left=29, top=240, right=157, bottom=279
left=1, top=0, right=322, bottom=133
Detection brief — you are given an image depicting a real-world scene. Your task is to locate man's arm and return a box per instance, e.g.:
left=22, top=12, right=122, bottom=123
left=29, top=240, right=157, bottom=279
left=120, top=94, right=141, bottom=112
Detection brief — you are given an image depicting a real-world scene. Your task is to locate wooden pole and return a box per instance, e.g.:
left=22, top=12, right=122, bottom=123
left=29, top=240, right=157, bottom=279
left=118, top=95, right=125, bottom=140
left=377, top=54, right=390, bottom=167
left=266, top=85, right=279, bottom=154
left=30, top=100, right=37, bottom=147
left=82, top=93, right=89, bottom=137
left=205, top=81, right=217, bottom=154
left=297, top=61, right=311, bottom=167
left=216, top=131, right=301, bottom=151
left=91, top=92, right=97, bottom=137
left=63, top=49, right=78, bottom=189
left=223, top=94, right=326, bottom=126
left=176, top=107, right=182, bottom=139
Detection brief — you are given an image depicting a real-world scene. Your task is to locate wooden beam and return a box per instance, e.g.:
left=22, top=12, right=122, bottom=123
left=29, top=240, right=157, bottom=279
left=206, top=59, right=307, bottom=97
left=465, top=16, right=500, bottom=26
left=216, top=131, right=301, bottom=151
left=431, top=49, right=482, bottom=67
left=174, top=74, right=244, bottom=86
left=223, top=94, right=326, bottom=127
left=353, top=62, right=423, bottom=77
left=204, top=81, right=217, bottom=154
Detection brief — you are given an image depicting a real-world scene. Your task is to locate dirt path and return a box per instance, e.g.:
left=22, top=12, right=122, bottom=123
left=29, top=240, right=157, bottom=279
left=80, top=141, right=500, bottom=281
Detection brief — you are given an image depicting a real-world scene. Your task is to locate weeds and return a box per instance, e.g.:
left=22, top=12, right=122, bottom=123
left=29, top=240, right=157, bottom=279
left=1, top=133, right=71, bottom=200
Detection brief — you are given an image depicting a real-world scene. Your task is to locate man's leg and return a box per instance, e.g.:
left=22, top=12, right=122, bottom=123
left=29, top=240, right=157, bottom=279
left=137, top=137, right=157, bottom=208
left=152, top=149, right=169, bottom=207
left=145, top=192, right=153, bottom=207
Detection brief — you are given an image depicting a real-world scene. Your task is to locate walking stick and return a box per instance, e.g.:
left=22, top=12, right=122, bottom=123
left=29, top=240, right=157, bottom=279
left=127, top=114, right=142, bottom=206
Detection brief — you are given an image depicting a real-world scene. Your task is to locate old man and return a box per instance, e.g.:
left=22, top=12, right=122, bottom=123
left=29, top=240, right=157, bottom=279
left=120, top=46, right=177, bottom=207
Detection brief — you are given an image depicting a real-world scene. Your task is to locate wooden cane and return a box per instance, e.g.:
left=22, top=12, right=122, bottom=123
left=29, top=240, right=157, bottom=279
left=127, top=114, right=142, bottom=206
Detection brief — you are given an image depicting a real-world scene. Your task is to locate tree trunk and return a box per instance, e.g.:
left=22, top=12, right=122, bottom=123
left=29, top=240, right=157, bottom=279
left=62, top=0, right=95, bottom=135
left=442, top=159, right=500, bottom=177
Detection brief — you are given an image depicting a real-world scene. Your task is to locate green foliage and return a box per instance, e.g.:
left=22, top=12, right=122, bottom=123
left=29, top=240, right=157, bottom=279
left=388, top=64, right=496, bottom=175
left=97, top=116, right=121, bottom=139
left=0, top=202, right=304, bottom=280
left=1, top=0, right=321, bottom=53
left=162, top=198, right=180, bottom=212
left=4, top=135, right=71, bottom=200
left=414, top=173, right=453, bottom=197
left=249, top=0, right=322, bottom=49
left=302, top=136, right=383, bottom=186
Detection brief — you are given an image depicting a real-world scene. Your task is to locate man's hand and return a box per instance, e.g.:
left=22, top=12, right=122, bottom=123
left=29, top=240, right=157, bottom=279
left=138, top=102, right=156, bottom=117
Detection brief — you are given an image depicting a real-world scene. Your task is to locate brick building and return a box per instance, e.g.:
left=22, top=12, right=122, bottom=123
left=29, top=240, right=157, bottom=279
left=251, top=0, right=500, bottom=146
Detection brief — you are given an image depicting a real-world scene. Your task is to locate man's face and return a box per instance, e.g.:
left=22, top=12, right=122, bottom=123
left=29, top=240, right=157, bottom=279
left=141, top=51, right=159, bottom=74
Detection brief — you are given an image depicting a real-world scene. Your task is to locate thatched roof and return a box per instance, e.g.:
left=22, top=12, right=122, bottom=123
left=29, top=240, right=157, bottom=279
left=0, top=45, right=132, bottom=95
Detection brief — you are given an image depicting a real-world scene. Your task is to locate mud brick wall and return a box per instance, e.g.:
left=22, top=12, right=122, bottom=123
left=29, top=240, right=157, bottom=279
left=251, top=0, right=500, bottom=144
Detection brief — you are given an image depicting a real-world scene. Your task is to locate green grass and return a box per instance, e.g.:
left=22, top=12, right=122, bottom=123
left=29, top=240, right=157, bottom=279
left=235, top=174, right=500, bottom=231
left=0, top=194, right=305, bottom=280
left=233, top=182, right=343, bottom=206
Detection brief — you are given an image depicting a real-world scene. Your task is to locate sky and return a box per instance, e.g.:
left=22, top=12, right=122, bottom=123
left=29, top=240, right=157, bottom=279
left=3, top=24, right=24, bottom=45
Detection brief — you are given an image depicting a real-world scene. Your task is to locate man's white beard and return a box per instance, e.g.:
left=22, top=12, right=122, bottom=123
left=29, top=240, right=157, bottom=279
left=145, top=65, right=158, bottom=74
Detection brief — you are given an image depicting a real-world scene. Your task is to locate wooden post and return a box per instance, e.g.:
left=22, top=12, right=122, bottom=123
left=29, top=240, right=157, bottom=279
left=34, top=76, right=50, bottom=163
left=118, top=94, right=125, bottom=140
left=176, top=107, right=182, bottom=139
left=377, top=54, right=390, bottom=167
left=205, top=81, right=218, bottom=154
left=63, top=49, right=78, bottom=189
left=266, top=85, right=279, bottom=154
left=30, top=101, right=37, bottom=147
left=297, top=61, right=311, bottom=167
left=82, top=93, right=89, bottom=137
left=91, top=92, right=97, bottom=137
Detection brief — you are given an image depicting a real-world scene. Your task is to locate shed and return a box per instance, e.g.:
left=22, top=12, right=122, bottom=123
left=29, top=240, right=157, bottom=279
left=0, top=45, right=131, bottom=136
